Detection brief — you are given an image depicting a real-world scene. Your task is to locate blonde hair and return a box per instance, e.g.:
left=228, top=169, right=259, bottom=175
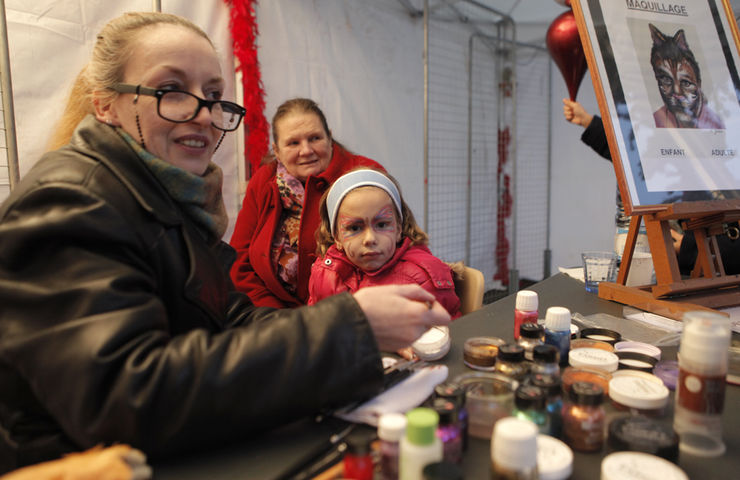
left=315, top=168, right=428, bottom=256
left=47, top=12, right=212, bottom=151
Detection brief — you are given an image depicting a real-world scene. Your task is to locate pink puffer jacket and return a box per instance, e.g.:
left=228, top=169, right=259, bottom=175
left=308, top=237, right=461, bottom=318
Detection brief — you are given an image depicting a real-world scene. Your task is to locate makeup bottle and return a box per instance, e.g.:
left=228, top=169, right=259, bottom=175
left=400, top=408, right=443, bottom=480
left=379, top=412, right=407, bottom=480
left=512, top=385, right=549, bottom=433
left=531, top=344, right=560, bottom=376
left=530, top=373, right=563, bottom=438
left=490, top=417, right=538, bottom=479
left=431, top=398, right=462, bottom=465
left=343, top=429, right=375, bottom=480
left=517, top=322, right=544, bottom=361
left=434, top=382, right=468, bottom=451
left=544, top=306, right=571, bottom=366
left=494, top=344, right=528, bottom=381
left=562, top=381, right=605, bottom=452
left=673, top=311, right=731, bottom=457
left=514, top=290, right=538, bottom=340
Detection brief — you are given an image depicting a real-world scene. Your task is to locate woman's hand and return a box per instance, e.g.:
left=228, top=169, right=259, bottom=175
left=563, top=98, right=593, bottom=129
left=353, top=284, right=452, bottom=352
left=671, top=229, right=684, bottom=254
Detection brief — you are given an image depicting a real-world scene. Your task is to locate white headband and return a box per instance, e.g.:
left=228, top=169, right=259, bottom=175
left=327, top=170, right=403, bottom=234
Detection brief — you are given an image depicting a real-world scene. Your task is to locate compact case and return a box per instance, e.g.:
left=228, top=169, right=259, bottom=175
left=608, top=371, right=669, bottom=416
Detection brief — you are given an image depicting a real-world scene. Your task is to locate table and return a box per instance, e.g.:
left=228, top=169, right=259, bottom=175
left=153, top=274, right=739, bottom=479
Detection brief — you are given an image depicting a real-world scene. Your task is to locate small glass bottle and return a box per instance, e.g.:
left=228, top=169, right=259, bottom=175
left=379, top=412, right=407, bottom=480
left=544, top=306, right=571, bottom=366
left=514, top=290, right=538, bottom=340
left=517, top=323, right=545, bottom=361
left=491, top=417, right=538, bottom=479
left=513, top=384, right=549, bottom=434
left=562, top=381, right=606, bottom=452
left=431, top=398, right=463, bottom=465
left=531, top=344, right=560, bottom=376
left=494, top=344, right=528, bottom=381
left=400, top=408, right=443, bottom=480
left=343, top=429, right=375, bottom=480
left=434, top=382, right=468, bottom=451
left=530, top=373, right=563, bottom=438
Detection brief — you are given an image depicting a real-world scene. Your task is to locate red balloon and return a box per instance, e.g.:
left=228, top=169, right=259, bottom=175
left=546, top=10, right=588, bottom=100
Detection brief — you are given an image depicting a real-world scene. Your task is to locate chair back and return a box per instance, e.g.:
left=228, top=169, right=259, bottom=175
left=455, top=266, right=485, bottom=315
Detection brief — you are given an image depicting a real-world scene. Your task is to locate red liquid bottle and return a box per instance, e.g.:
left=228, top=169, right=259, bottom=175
left=343, top=429, right=375, bottom=480
left=514, top=290, right=538, bottom=340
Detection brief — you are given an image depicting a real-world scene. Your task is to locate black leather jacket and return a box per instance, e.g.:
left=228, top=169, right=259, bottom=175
left=0, top=116, right=383, bottom=472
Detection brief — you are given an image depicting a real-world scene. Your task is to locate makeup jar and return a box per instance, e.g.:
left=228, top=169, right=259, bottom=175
left=608, top=372, right=669, bottom=417
left=653, top=360, right=679, bottom=390
left=616, top=351, right=658, bottom=373
left=570, top=338, right=614, bottom=352
left=453, top=372, right=517, bottom=440
left=463, top=336, right=505, bottom=371
left=607, top=416, right=679, bottom=463
left=561, top=367, right=612, bottom=395
left=601, top=452, right=688, bottom=480
left=580, top=328, right=622, bottom=346
left=568, top=347, right=619, bottom=374
left=614, top=341, right=661, bottom=361
left=412, top=326, right=451, bottom=361
left=536, top=434, right=573, bottom=480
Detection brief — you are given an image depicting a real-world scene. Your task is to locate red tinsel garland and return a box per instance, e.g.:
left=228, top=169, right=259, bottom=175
left=225, top=0, right=269, bottom=176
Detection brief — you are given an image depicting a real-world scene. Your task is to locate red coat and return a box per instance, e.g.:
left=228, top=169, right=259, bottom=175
left=230, top=145, right=383, bottom=307
left=308, top=238, right=461, bottom=318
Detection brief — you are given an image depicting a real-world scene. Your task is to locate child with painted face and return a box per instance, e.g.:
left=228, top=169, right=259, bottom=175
left=309, top=169, right=460, bottom=319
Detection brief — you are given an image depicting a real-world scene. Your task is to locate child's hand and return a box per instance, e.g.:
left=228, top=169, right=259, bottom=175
left=562, top=98, right=593, bottom=128
left=353, top=284, right=452, bottom=352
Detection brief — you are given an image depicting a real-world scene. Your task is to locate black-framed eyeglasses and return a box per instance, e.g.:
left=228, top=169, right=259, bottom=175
left=112, top=83, right=246, bottom=132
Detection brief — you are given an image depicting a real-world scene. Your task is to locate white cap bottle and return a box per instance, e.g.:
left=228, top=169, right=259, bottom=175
left=514, top=290, right=539, bottom=340
left=491, top=417, right=538, bottom=479
left=544, top=306, right=571, bottom=366
left=673, top=311, right=731, bottom=457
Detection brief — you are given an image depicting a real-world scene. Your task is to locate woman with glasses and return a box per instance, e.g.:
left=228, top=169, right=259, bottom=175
left=229, top=98, right=384, bottom=307
left=0, top=12, right=451, bottom=473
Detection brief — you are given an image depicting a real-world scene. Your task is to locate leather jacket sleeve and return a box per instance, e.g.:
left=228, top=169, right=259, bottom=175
left=581, top=115, right=612, bottom=161
left=0, top=160, right=383, bottom=462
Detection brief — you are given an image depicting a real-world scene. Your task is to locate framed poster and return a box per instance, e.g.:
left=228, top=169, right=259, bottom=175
left=571, top=0, right=740, bottom=215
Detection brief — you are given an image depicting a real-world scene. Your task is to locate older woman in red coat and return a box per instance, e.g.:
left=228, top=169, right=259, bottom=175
left=230, top=98, right=383, bottom=307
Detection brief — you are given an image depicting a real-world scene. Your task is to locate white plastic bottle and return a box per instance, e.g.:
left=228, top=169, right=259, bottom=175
left=491, top=417, right=538, bottom=479
left=399, top=408, right=443, bottom=480
left=379, top=412, right=407, bottom=480
left=673, top=311, right=731, bottom=457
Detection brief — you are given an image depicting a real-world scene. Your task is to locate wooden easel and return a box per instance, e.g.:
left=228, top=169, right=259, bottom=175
left=598, top=202, right=740, bottom=320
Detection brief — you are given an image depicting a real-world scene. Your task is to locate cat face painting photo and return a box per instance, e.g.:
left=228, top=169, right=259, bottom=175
left=649, top=23, right=725, bottom=129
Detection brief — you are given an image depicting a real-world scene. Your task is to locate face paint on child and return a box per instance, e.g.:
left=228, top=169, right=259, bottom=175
left=335, top=186, right=402, bottom=272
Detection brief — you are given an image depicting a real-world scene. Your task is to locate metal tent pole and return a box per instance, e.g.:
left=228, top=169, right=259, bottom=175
left=0, top=0, right=19, bottom=191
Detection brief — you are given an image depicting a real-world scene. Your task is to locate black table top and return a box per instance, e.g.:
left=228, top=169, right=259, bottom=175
left=153, top=274, right=740, bottom=479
